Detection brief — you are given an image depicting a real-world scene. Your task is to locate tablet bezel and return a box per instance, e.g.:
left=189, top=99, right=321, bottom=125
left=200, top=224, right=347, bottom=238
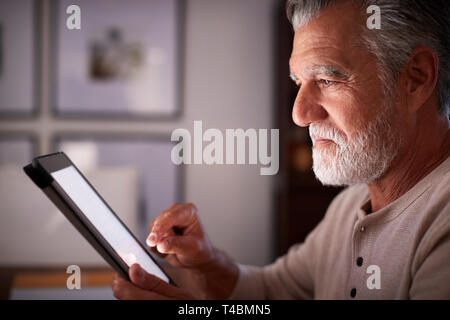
left=24, top=152, right=175, bottom=285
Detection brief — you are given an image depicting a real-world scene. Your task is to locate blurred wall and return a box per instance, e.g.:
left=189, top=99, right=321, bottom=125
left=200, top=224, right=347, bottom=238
left=0, top=0, right=278, bottom=266
left=182, top=0, right=277, bottom=265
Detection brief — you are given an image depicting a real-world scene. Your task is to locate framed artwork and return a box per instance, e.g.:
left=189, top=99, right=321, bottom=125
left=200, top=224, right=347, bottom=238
left=53, top=134, right=184, bottom=241
left=0, top=0, right=39, bottom=117
left=53, top=0, right=183, bottom=119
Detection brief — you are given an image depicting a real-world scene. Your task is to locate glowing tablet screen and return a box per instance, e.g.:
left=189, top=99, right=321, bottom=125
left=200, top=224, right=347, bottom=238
left=51, top=166, right=169, bottom=282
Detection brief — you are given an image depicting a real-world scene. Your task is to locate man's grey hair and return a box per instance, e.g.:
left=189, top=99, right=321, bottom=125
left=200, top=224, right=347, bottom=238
left=286, top=0, right=450, bottom=117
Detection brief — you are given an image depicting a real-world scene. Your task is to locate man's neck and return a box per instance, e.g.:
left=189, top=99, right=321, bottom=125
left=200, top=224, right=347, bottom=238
left=367, top=115, right=450, bottom=213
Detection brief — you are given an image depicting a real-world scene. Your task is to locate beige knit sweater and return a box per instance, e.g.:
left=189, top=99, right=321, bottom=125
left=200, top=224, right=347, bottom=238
left=229, top=156, right=450, bottom=299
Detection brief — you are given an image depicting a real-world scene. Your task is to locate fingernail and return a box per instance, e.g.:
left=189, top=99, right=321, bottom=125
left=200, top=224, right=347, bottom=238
left=157, top=239, right=169, bottom=253
left=146, top=233, right=157, bottom=246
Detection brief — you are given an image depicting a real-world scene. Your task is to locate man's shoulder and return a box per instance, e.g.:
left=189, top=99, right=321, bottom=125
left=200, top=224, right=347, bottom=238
left=414, top=157, right=450, bottom=231
left=410, top=166, right=450, bottom=276
left=418, top=166, right=450, bottom=240
left=426, top=163, right=450, bottom=203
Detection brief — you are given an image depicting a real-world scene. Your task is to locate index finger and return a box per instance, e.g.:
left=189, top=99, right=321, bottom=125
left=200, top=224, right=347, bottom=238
left=149, top=203, right=197, bottom=243
left=147, top=202, right=180, bottom=235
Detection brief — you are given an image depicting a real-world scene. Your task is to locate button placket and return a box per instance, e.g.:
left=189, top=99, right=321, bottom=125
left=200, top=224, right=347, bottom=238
left=349, top=220, right=367, bottom=299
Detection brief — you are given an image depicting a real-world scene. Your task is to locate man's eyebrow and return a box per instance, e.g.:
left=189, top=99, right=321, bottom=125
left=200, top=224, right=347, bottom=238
left=290, top=64, right=350, bottom=81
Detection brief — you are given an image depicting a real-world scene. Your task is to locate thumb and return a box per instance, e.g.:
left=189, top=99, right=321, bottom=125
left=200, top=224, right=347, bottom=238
left=129, top=263, right=173, bottom=295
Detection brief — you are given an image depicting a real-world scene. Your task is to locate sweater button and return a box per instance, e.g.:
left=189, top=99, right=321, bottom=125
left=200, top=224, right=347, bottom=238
left=360, top=226, right=365, bottom=232
left=350, top=288, right=357, bottom=298
left=357, top=257, right=363, bottom=267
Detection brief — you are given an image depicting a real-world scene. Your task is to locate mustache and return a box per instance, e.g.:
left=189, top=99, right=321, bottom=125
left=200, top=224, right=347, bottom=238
left=309, top=123, right=348, bottom=146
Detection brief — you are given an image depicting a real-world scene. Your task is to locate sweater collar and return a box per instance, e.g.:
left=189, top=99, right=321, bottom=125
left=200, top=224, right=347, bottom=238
left=356, top=155, right=450, bottom=224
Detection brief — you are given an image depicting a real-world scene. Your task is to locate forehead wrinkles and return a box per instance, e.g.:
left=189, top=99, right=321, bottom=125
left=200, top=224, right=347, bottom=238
left=291, top=32, right=356, bottom=68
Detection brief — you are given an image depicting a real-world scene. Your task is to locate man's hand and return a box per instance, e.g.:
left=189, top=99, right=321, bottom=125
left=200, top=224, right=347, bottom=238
left=111, top=202, right=239, bottom=299
left=145, top=202, right=216, bottom=269
left=112, top=263, right=193, bottom=300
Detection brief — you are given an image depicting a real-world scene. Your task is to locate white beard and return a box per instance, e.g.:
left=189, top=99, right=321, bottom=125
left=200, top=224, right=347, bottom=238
left=309, top=106, right=402, bottom=186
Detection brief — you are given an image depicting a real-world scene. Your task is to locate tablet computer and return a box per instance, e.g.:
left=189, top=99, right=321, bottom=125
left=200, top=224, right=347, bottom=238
left=23, top=152, right=174, bottom=284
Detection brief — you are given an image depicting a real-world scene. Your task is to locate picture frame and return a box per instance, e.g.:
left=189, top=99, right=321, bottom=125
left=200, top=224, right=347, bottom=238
left=53, top=133, right=184, bottom=241
left=52, top=0, right=184, bottom=120
left=0, top=0, right=40, bottom=118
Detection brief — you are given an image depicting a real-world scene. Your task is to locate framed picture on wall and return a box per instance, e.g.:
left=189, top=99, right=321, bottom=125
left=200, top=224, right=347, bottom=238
left=0, top=0, right=39, bottom=117
left=53, top=134, right=184, bottom=242
left=53, top=0, right=183, bottom=119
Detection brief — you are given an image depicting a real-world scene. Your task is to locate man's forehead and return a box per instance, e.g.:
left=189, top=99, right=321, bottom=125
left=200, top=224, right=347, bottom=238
left=289, top=2, right=366, bottom=79
left=289, top=43, right=354, bottom=80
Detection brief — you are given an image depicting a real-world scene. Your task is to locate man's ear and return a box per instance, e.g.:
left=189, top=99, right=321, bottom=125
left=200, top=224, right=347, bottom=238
left=404, top=46, right=438, bottom=113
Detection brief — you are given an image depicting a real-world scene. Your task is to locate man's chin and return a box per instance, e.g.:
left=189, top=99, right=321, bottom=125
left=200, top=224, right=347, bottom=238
left=313, top=171, right=351, bottom=187
left=312, top=156, right=360, bottom=187
left=312, top=157, right=387, bottom=187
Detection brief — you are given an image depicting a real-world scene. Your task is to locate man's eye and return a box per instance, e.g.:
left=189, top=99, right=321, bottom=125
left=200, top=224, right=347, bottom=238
left=318, top=79, right=335, bottom=87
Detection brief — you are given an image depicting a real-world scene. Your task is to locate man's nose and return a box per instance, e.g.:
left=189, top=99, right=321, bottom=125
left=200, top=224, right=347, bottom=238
left=292, top=83, right=328, bottom=127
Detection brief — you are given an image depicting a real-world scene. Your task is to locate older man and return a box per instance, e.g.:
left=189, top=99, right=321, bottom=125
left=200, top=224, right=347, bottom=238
left=112, top=0, right=449, bottom=299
